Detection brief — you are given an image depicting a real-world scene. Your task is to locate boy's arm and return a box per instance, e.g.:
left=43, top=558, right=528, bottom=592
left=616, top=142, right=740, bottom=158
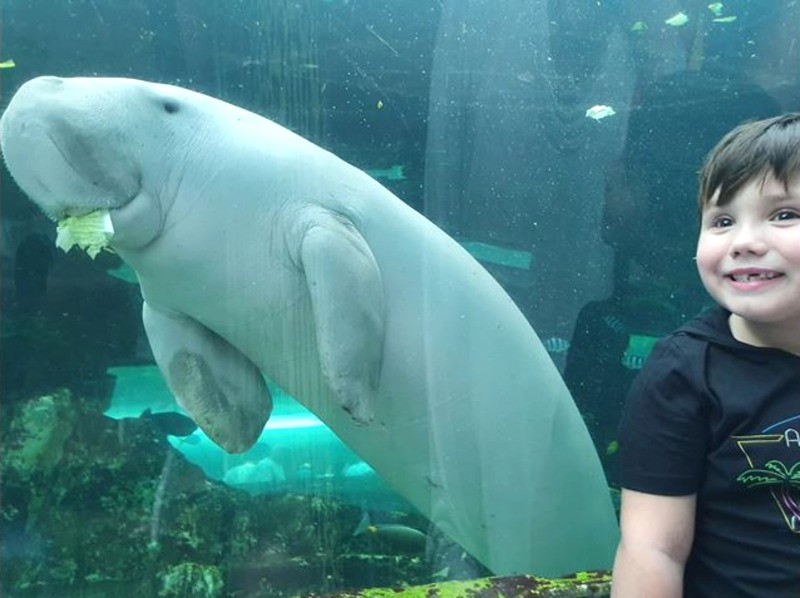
left=611, top=489, right=696, bottom=598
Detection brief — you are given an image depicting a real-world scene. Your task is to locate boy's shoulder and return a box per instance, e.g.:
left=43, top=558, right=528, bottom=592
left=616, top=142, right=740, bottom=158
left=669, top=305, right=800, bottom=363
left=647, top=304, right=800, bottom=393
left=634, top=305, right=735, bottom=391
left=645, top=304, right=731, bottom=362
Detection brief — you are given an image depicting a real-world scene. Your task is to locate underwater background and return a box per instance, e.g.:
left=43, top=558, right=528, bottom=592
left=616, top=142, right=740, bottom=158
left=1, top=0, right=798, bottom=596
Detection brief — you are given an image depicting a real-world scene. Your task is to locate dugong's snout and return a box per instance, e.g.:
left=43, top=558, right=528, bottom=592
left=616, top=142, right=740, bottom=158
left=1, top=76, right=65, bottom=116
left=1, top=76, right=144, bottom=220
left=17, top=75, right=66, bottom=92
left=1, top=76, right=69, bottom=134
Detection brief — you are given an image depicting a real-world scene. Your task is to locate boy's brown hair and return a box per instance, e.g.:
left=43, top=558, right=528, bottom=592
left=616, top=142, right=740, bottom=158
left=698, top=112, right=800, bottom=213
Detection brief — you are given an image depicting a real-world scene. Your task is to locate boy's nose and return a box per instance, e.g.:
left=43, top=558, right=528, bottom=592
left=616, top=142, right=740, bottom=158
left=730, top=225, right=768, bottom=257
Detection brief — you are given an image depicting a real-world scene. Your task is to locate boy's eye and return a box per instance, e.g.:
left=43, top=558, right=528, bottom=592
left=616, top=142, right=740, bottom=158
left=772, top=209, right=800, bottom=222
left=710, top=215, right=734, bottom=228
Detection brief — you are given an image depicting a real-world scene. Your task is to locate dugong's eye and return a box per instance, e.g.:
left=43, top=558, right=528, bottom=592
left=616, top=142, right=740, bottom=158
left=162, top=100, right=179, bottom=114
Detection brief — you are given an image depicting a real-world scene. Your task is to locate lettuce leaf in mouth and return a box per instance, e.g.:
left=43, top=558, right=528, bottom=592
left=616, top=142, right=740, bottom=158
left=56, top=209, right=115, bottom=259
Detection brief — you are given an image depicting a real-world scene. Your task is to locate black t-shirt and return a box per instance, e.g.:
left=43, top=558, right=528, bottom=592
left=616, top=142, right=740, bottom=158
left=618, top=305, right=800, bottom=597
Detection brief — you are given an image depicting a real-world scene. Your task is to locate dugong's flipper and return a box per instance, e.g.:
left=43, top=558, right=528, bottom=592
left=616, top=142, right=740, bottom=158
left=300, top=208, right=384, bottom=424
left=143, top=303, right=272, bottom=453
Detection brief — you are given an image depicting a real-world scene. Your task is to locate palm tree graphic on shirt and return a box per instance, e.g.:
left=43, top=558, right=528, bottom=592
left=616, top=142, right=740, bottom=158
left=737, top=460, right=800, bottom=530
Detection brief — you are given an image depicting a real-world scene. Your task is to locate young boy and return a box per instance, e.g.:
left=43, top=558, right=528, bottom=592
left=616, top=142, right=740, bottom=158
left=611, top=112, right=800, bottom=597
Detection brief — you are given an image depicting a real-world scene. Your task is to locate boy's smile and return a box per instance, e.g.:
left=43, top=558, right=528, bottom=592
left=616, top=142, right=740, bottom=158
left=726, top=267, right=782, bottom=289
left=696, top=172, right=800, bottom=351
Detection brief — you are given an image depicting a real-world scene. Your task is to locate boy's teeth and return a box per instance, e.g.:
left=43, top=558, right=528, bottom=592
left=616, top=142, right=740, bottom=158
left=732, top=272, right=777, bottom=282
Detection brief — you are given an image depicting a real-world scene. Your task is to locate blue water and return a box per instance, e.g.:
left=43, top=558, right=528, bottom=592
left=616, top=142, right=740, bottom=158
left=1, top=0, right=798, bottom=595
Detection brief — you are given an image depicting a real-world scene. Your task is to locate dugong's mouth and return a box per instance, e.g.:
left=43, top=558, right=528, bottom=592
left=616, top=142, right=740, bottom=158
left=2, top=124, right=135, bottom=222
left=44, top=133, right=110, bottom=217
left=0, top=77, right=142, bottom=222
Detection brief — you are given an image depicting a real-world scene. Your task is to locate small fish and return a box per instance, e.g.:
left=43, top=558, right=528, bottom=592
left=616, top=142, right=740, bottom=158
left=543, top=337, right=570, bottom=354
left=712, top=16, right=737, bottom=23
left=606, top=440, right=619, bottom=456
left=665, top=11, right=689, bottom=27
left=376, top=99, right=384, bottom=110
left=622, top=334, right=659, bottom=370
left=141, top=408, right=198, bottom=437
left=106, top=262, right=139, bottom=284
left=366, top=165, right=405, bottom=181
left=353, top=512, right=427, bottom=553
left=585, top=105, right=616, bottom=120
left=602, top=315, right=625, bottom=334
left=630, top=21, right=648, bottom=33
left=621, top=353, right=646, bottom=370
left=707, top=2, right=724, bottom=16
left=361, top=524, right=427, bottom=552
left=0, top=59, right=15, bottom=69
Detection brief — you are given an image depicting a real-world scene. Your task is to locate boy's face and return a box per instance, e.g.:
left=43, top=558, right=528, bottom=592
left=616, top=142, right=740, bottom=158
left=696, top=172, right=800, bottom=332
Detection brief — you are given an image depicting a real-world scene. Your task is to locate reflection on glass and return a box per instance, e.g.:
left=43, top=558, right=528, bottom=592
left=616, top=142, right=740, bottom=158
left=1, top=0, right=797, bottom=595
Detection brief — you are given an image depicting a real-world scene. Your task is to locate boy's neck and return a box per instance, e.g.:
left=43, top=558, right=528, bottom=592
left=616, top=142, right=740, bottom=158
left=728, top=313, right=800, bottom=356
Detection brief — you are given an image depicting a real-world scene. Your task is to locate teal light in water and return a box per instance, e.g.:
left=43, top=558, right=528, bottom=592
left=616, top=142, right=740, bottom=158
left=103, top=364, right=411, bottom=512
left=264, top=414, right=324, bottom=430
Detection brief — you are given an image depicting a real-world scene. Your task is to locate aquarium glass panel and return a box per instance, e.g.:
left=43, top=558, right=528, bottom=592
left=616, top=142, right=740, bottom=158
left=1, top=1, right=797, bottom=596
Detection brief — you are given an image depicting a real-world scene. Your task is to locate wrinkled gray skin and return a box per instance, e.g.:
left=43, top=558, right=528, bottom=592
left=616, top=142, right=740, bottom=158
left=0, top=76, right=618, bottom=577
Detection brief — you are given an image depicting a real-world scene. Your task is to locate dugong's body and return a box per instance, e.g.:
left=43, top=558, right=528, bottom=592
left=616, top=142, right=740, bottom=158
left=1, top=76, right=618, bottom=576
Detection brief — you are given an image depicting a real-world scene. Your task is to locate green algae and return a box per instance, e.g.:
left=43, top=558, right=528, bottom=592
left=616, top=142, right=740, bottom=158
left=313, top=571, right=612, bottom=598
left=159, top=562, right=223, bottom=598
left=5, top=389, right=77, bottom=478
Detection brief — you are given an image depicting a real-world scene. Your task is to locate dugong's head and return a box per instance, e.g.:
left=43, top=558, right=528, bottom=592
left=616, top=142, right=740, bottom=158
left=1, top=76, right=202, bottom=248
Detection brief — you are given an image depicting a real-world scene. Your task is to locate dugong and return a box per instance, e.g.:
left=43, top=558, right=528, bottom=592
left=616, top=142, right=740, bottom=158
left=0, top=76, right=618, bottom=576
